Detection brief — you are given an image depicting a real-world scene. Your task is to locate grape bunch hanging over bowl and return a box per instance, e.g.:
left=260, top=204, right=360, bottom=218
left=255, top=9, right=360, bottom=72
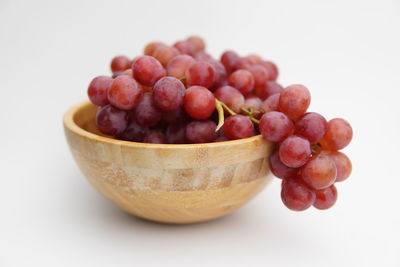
left=87, top=36, right=353, bottom=211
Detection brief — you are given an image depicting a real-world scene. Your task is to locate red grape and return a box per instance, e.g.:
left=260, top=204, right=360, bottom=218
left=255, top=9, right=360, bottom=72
left=187, top=36, right=205, bottom=53
left=259, top=111, right=294, bottom=142
left=184, top=86, right=215, bottom=119
left=248, top=64, right=274, bottom=89
left=295, top=112, right=328, bottom=143
left=116, top=118, right=147, bottom=142
left=166, top=123, right=187, bottom=144
left=214, top=85, right=245, bottom=114
left=255, top=81, right=282, bottom=100
left=228, top=69, right=255, bottom=95
left=223, top=115, right=254, bottom=140
left=243, top=95, right=262, bottom=111
left=210, top=61, right=228, bottom=90
left=185, top=61, right=216, bottom=88
left=236, top=57, right=254, bottom=69
left=162, top=108, right=188, bottom=124
left=220, top=50, right=240, bottom=74
left=134, top=93, right=162, bottom=126
left=246, top=54, right=263, bottom=64
left=173, top=40, right=195, bottom=55
left=96, top=105, right=128, bottom=136
left=132, top=56, right=166, bottom=86
left=279, top=135, right=311, bottom=168
left=153, top=46, right=180, bottom=67
left=313, top=185, right=338, bottom=210
left=152, top=77, right=185, bottom=111
left=214, top=136, right=229, bottom=142
left=195, top=51, right=214, bottom=62
left=320, top=118, right=353, bottom=150
left=281, top=177, right=315, bottom=211
left=166, top=55, right=195, bottom=81
left=108, top=76, right=143, bottom=110
left=121, top=69, right=133, bottom=77
left=144, top=42, right=166, bottom=56
left=269, top=150, right=298, bottom=179
left=185, top=120, right=217, bottom=143
left=87, top=76, right=113, bottom=106
left=279, top=84, right=311, bottom=120
left=301, top=153, right=337, bottom=190
left=322, top=151, right=352, bottom=182
left=258, top=61, right=278, bottom=81
left=260, top=93, right=280, bottom=113
left=143, top=131, right=167, bottom=144
left=110, top=55, right=131, bottom=73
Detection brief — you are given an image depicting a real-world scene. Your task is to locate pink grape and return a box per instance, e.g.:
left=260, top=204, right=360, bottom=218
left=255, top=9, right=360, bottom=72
left=185, top=61, right=216, bottom=88
left=301, top=153, right=337, bottom=190
left=279, top=84, right=311, bottom=120
left=313, top=185, right=338, bottom=210
left=110, top=55, right=131, bottom=72
left=132, top=56, right=166, bottom=86
left=228, top=69, right=255, bottom=95
left=107, top=76, right=143, bottom=110
left=185, top=120, right=217, bottom=143
left=322, top=151, right=352, bottom=182
left=187, top=36, right=206, bottom=53
left=281, top=177, right=315, bottom=211
left=96, top=105, right=128, bottom=136
left=214, top=85, right=245, bottom=114
left=295, top=112, right=328, bottom=143
left=134, top=93, right=162, bottom=126
left=144, top=42, right=166, bottom=56
left=166, top=55, right=195, bottom=81
left=223, top=115, right=254, bottom=140
left=152, top=77, right=185, bottom=112
left=143, top=131, right=167, bottom=144
left=166, top=123, right=187, bottom=144
left=87, top=76, right=113, bottom=106
left=116, top=118, right=147, bottom=142
left=255, top=81, right=282, bottom=100
left=258, top=61, right=278, bottom=81
left=269, top=150, right=298, bottom=179
left=259, top=111, right=294, bottom=142
left=320, top=118, right=353, bottom=150
left=248, top=64, right=274, bottom=89
left=260, top=93, right=280, bottom=113
left=220, top=50, right=240, bottom=74
left=152, top=46, right=180, bottom=67
left=183, top=86, right=215, bottom=119
left=279, top=135, right=311, bottom=168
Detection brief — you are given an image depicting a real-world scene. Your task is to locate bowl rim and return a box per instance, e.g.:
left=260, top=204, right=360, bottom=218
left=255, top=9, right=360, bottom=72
left=63, top=101, right=265, bottom=149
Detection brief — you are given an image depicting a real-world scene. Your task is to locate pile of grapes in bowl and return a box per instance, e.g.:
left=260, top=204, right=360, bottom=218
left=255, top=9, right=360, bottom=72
left=84, top=36, right=352, bottom=213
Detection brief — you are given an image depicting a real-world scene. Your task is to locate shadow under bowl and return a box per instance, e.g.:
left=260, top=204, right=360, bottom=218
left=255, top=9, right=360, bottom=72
left=63, top=101, right=274, bottom=224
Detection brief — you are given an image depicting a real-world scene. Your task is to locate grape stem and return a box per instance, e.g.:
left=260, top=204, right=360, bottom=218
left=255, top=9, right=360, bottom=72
left=215, top=99, right=226, bottom=131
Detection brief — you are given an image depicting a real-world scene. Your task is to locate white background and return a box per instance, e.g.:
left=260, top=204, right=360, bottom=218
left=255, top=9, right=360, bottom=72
left=1, top=0, right=399, bottom=266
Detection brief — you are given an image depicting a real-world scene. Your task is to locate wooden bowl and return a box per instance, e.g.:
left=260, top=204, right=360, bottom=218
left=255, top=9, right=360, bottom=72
left=63, top=101, right=274, bottom=224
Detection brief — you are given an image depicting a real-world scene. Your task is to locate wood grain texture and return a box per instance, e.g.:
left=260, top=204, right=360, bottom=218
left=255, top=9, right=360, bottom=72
left=64, top=101, right=274, bottom=224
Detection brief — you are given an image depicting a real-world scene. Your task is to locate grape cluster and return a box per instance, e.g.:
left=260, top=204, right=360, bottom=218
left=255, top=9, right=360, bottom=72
left=87, top=36, right=353, bottom=211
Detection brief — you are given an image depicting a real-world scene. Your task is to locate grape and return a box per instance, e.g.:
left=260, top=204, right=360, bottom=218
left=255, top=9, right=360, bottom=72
left=220, top=50, right=240, bottom=74
left=134, top=93, right=162, bottom=126
left=173, top=40, right=195, bottom=55
left=152, top=77, right=185, bottom=111
left=96, top=105, right=128, bottom=136
left=185, top=120, right=217, bottom=143
left=166, top=55, right=195, bottom=81
left=116, top=118, right=147, bottom=142
left=87, top=76, right=113, bottom=106
left=184, top=86, right=215, bottom=119
left=322, top=151, right=352, bottom=182
left=187, top=36, right=205, bottom=53
left=279, top=135, right=311, bottom=168
left=279, top=84, right=311, bottom=120
left=295, top=112, right=328, bottom=143
left=144, top=42, right=166, bottom=56
left=132, top=56, right=166, bottom=86
left=228, top=69, right=255, bottom=95
left=185, top=61, right=216, bottom=88
left=269, top=150, right=298, bottom=179
left=143, top=131, right=167, bottom=144
left=243, top=95, right=262, bottom=111
left=246, top=54, right=263, bottom=64
left=260, top=93, right=280, bottom=113
left=214, top=85, right=245, bottom=114
left=320, top=118, right=353, bottom=150
left=301, top=153, right=337, bottom=190
left=214, top=136, right=229, bottom=142
left=210, top=61, right=228, bottom=90
left=281, top=177, right=315, bottom=211
left=223, top=115, right=254, bottom=140
left=121, top=69, right=133, bottom=77
left=195, top=51, right=214, bottom=62
left=313, top=185, right=338, bottom=210
left=259, top=111, right=293, bottom=142
left=153, top=46, right=180, bottom=67
left=107, top=76, right=143, bottom=110
left=166, top=123, right=187, bottom=144
left=255, top=81, right=282, bottom=100
left=258, top=61, right=278, bottom=81
left=110, top=55, right=131, bottom=73
left=236, top=57, right=254, bottom=69
left=162, top=108, right=188, bottom=124
left=248, top=64, right=274, bottom=89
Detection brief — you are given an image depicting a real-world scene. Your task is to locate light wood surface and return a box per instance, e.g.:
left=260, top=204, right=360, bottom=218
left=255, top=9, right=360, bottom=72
left=63, top=101, right=274, bottom=224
